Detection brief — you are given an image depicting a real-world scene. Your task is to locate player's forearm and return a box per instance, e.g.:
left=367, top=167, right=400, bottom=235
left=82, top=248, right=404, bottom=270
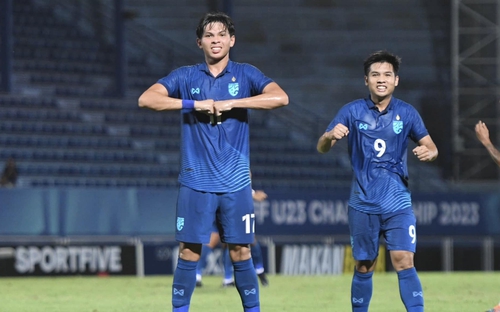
left=138, top=91, right=182, bottom=111
left=483, top=143, right=500, bottom=166
left=230, top=91, right=289, bottom=110
left=317, top=134, right=336, bottom=154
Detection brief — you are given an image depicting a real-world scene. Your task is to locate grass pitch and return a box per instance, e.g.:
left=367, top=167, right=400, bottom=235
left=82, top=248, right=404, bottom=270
left=0, top=272, right=498, bottom=311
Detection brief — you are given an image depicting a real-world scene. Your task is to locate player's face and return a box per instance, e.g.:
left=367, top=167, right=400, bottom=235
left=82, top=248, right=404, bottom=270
left=197, top=22, right=235, bottom=62
left=364, top=62, right=399, bottom=101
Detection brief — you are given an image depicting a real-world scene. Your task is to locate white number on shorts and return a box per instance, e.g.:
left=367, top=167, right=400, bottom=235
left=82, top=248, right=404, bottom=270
left=374, top=138, right=386, bottom=157
left=242, top=213, right=255, bottom=234
left=409, top=225, right=416, bottom=244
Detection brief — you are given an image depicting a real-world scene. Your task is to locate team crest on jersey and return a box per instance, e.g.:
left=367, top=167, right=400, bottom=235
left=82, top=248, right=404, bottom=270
left=176, top=217, right=184, bottom=231
left=393, top=120, right=403, bottom=134
left=228, top=83, right=239, bottom=96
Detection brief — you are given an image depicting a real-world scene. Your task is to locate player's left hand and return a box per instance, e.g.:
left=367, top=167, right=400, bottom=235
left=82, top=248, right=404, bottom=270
left=412, top=145, right=434, bottom=162
left=213, top=100, right=232, bottom=117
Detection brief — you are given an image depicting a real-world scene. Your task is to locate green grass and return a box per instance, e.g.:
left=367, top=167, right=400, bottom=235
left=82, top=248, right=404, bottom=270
left=0, top=272, right=498, bottom=311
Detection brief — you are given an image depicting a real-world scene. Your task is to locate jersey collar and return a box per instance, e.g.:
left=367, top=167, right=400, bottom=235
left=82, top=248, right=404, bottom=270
left=200, top=60, right=234, bottom=77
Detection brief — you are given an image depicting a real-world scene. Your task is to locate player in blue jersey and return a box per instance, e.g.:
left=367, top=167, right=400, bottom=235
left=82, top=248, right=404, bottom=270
left=138, top=11, right=288, bottom=312
left=317, top=50, right=438, bottom=312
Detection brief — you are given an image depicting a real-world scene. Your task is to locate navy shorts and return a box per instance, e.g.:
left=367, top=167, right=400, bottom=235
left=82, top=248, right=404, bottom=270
left=175, top=184, right=255, bottom=244
left=348, top=207, right=417, bottom=261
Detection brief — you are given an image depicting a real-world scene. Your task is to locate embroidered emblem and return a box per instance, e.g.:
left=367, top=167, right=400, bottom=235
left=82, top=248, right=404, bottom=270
left=176, top=217, right=184, bottom=231
left=393, top=120, right=403, bottom=134
left=228, top=83, right=239, bottom=96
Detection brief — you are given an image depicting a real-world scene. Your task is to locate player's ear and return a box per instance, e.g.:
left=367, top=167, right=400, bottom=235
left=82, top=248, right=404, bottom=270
left=196, top=38, right=202, bottom=49
left=364, top=76, right=368, bottom=86
left=230, top=35, right=235, bottom=48
left=395, top=75, right=399, bottom=86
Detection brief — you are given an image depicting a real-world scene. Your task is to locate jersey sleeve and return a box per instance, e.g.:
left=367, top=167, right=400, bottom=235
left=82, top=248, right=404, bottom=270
left=326, top=103, right=351, bottom=132
left=408, top=107, right=429, bottom=143
left=243, top=64, right=273, bottom=95
left=156, top=67, right=183, bottom=98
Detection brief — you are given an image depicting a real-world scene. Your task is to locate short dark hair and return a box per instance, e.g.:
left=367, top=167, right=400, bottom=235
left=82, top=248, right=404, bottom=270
left=363, top=50, right=401, bottom=76
left=196, top=12, right=235, bottom=39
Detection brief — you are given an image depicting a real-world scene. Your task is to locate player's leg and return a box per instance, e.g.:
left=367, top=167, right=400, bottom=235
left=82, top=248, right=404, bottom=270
left=222, top=244, right=235, bottom=286
left=196, top=231, right=220, bottom=287
left=219, top=185, right=260, bottom=312
left=172, top=186, right=217, bottom=312
left=348, top=207, right=381, bottom=312
left=383, top=208, right=423, bottom=312
left=251, top=239, right=268, bottom=286
left=173, top=242, right=202, bottom=312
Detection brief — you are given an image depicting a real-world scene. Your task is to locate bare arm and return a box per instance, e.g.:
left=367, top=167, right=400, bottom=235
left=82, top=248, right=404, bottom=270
left=317, top=123, right=349, bottom=154
left=412, top=135, right=438, bottom=162
left=213, top=82, right=288, bottom=116
left=475, top=120, right=500, bottom=166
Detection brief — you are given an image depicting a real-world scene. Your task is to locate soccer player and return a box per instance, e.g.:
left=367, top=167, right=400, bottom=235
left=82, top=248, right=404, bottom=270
left=138, top=11, right=288, bottom=312
left=317, top=50, right=438, bottom=312
left=475, top=120, right=500, bottom=167
left=475, top=121, right=500, bottom=312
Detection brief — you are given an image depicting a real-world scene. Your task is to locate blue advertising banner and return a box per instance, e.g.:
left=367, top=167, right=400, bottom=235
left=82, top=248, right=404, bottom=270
left=0, top=188, right=497, bottom=237
left=255, top=191, right=491, bottom=236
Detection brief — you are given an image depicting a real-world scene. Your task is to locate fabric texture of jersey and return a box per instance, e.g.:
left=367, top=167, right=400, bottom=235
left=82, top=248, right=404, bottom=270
left=326, top=96, right=429, bottom=214
left=158, top=61, right=273, bottom=193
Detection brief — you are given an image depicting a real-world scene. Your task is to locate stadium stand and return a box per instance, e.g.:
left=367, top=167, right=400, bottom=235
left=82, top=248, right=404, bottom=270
left=0, top=0, right=448, bottom=192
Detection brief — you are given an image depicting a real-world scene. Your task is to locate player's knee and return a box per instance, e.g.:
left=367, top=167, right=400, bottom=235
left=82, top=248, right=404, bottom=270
left=228, top=244, right=251, bottom=262
left=179, top=243, right=202, bottom=261
left=390, top=251, right=414, bottom=271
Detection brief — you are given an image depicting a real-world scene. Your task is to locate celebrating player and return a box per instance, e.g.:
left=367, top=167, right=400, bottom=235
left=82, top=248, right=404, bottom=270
left=138, top=11, right=288, bottom=312
left=317, top=50, right=438, bottom=312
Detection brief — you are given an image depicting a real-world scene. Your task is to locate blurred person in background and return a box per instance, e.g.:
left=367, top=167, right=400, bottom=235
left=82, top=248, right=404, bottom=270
left=317, top=50, right=438, bottom=312
left=475, top=120, right=500, bottom=312
left=196, top=188, right=269, bottom=288
left=0, top=157, right=18, bottom=188
left=475, top=120, right=500, bottom=167
left=138, top=11, right=288, bottom=312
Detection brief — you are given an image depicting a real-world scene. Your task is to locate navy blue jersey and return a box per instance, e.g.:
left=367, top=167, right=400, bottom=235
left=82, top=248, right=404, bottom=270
left=158, top=61, right=273, bottom=193
left=326, top=96, right=429, bottom=214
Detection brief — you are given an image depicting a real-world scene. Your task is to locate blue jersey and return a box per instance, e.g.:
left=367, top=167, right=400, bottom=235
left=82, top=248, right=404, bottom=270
left=327, top=96, right=429, bottom=214
left=158, top=61, right=273, bottom=193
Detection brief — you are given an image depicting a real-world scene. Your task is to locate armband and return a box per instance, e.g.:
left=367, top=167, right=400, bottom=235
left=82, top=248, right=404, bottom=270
left=182, top=100, right=194, bottom=109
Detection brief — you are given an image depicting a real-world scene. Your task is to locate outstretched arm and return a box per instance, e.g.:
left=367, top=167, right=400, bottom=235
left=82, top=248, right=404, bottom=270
left=475, top=120, right=500, bottom=167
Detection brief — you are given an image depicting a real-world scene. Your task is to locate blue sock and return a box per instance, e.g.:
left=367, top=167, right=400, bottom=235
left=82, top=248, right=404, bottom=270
left=196, top=245, right=213, bottom=278
left=397, top=267, right=424, bottom=312
left=251, top=242, right=264, bottom=273
left=233, top=258, right=260, bottom=311
left=172, top=258, right=198, bottom=311
left=351, top=269, right=373, bottom=312
left=223, top=247, right=233, bottom=281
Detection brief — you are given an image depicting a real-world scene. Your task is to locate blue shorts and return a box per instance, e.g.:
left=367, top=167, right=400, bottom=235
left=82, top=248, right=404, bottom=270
left=348, top=207, right=417, bottom=261
left=175, top=184, right=255, bottom=244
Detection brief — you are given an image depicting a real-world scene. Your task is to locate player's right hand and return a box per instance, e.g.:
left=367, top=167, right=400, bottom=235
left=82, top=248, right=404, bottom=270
left=326, top=123, right=349, bottom=140
left=195, top=99, right=215, bottom=115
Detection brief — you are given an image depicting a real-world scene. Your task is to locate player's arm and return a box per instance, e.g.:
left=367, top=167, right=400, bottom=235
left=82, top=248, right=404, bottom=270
left=317, top=123, right=349, bottom=154
left=138, top=83, right=214, bottom=113
left=252, top=190, right=267, bottom=202
left=412, top=135, right=438, bottom=162
left=475, top=120, right=500, bottom=166
left=213, top=82, right=288, bottom=116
